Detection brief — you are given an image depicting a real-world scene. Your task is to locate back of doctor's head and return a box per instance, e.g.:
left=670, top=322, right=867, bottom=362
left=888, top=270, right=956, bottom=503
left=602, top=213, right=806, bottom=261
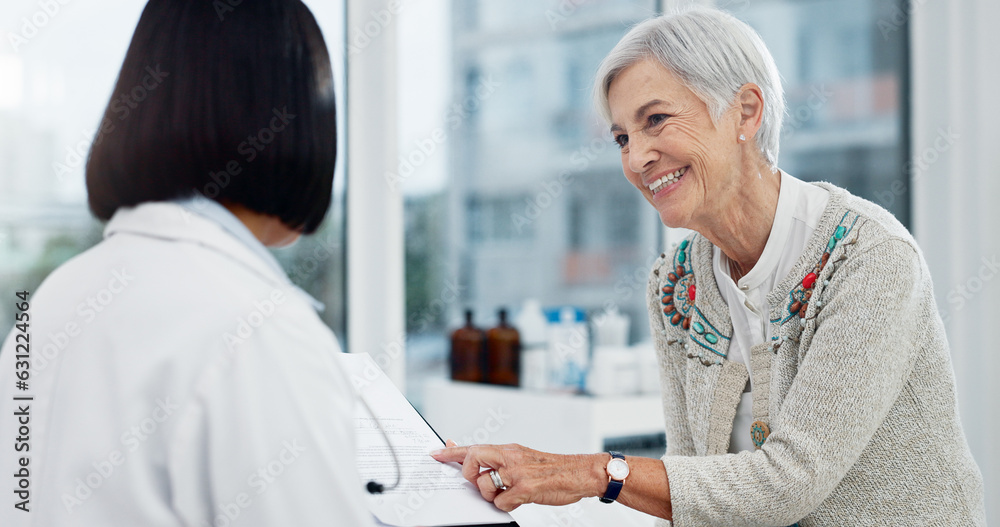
left=86, top=0, right=336, bottom=234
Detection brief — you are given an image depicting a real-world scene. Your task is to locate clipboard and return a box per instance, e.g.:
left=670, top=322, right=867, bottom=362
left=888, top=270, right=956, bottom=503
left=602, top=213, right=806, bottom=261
left=374, top=520, right=517, bottom=527
left=339, top=352, right=519, bottom=527
left=414, top=407, right=519, bottom=527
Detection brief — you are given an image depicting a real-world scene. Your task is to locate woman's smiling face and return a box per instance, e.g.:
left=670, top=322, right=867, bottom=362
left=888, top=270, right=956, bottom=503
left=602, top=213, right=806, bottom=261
left=607, top=59, right=743, bottom=229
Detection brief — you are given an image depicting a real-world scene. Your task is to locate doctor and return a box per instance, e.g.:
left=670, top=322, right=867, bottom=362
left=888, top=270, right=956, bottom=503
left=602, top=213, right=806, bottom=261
left=0, top=1, right=376, bottom=525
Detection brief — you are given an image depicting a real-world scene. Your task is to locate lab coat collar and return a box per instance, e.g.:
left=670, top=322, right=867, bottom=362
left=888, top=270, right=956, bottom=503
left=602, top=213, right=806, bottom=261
left=103, top=200, right=325, bottom=311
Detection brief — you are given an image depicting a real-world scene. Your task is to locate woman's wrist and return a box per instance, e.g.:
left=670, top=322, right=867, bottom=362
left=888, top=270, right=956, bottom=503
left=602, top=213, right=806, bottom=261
left=584, top=452, right=611, bottom=498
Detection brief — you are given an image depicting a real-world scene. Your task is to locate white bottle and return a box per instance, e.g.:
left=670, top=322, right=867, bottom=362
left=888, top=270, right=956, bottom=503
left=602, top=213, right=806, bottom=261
left=514, top=299, right=548, bottom=391
left=546, top=307, right=589, bottom=393
left=588, top=307, right=637, bottom=396
left=592, top=306, right=630, bottom=348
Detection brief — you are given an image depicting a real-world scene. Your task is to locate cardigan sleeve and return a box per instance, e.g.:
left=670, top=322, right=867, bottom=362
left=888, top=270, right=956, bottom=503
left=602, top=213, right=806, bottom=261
left=647, top=256, right=696, bottom=457
left=662, top=237, right=926, bottom=526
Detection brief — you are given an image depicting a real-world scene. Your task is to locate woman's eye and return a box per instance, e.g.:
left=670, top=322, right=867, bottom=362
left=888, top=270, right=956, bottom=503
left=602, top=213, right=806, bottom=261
left=614, top=134, right=629, bottom=149
left=648, top=114, right=668, bottom=127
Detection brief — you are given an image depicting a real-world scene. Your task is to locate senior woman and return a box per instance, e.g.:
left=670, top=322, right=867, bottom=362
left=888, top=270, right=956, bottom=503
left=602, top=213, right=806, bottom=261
left=432, top=7, right=986, bottom=526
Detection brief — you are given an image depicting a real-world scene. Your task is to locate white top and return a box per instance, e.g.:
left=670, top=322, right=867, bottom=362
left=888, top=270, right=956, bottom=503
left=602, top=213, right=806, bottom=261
left=0, top=201, right=376, bottom=526
left=712, top=171, right=829, bottom=452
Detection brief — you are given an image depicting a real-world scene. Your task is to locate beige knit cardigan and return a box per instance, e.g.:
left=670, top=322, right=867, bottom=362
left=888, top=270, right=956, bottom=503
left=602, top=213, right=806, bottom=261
left=646, top=183, right=985, bottom=526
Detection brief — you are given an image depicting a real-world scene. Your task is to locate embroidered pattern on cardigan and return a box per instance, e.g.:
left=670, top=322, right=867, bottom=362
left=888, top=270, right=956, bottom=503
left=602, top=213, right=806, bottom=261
left=661, top=238, right=730, bottom=363
left=780, top=212, right=860, bottom=326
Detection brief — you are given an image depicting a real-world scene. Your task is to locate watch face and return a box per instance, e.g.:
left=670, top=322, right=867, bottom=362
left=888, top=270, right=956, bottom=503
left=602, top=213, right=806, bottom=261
left=608, top=458, right=629, bottom=480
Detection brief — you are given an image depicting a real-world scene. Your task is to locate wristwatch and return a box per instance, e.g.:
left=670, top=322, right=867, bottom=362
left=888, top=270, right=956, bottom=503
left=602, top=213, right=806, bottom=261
left=599, top=451, right=629, bottom=503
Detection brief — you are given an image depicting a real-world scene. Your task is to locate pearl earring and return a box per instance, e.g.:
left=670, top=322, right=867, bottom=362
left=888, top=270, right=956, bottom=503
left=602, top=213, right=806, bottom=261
left=739, top=134, right=746, bottom=142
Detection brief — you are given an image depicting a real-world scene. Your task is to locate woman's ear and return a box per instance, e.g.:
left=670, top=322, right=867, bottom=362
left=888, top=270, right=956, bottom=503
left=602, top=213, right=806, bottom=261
left=736, top=83, right=765, bottom=139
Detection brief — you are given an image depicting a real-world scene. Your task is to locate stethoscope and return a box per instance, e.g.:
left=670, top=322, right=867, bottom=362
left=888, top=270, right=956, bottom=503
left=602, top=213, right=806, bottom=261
left=359, top=392, right=402, bottom=494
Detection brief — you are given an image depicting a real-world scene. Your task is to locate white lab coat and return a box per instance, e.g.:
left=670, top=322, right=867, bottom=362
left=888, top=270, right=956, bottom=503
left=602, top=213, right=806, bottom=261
left=0, top=202, right=376, bottom=526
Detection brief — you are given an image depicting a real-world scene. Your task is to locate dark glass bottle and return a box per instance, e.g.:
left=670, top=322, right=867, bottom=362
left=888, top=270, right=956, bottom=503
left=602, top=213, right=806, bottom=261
left=486, top=308, right=520, bottom=387
left=450, top=309, right=485, bottom=383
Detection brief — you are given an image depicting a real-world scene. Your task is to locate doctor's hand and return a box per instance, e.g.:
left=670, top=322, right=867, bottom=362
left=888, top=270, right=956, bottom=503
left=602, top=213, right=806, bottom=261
left=430, top=443, right=608, bottom=512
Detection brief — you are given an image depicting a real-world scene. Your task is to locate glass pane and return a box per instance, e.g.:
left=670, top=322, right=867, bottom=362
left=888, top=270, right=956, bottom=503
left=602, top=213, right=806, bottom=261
left=732, top=0, right=910, bottom=225
left=400, top=0, right=662, bottom=408
left=401, top=0, right=910, bottom=406
left=0, top=1, right=348, bottom=340
left=274, top=1, right=349, bottom=346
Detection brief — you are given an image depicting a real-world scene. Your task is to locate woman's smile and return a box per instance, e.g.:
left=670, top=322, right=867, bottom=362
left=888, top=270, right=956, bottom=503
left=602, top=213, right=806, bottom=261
left=648, top=166, right=689, bottom=196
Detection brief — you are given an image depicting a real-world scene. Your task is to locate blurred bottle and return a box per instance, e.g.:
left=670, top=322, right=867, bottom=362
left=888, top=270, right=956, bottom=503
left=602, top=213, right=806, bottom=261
left=486, top=308, right=520, bottom=386
left=514, top=299, right=548, bottom=391
left=592, top=307, right=630, bottom=348
left=588, top=307, right=636, bottom=396
left=450, top=309, right=485, bottom=383
left=546, top=306, right=589, bottom=393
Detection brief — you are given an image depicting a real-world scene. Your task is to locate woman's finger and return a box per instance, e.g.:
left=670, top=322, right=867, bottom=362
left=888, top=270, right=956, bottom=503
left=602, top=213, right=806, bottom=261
left=460, top=446, right=494, bottom=482
left=430, top=445, right=469, bottom=463
left=475, top=470, right=501, bottom=502
left=445, top=439, right=458, bottom=447
left=431, top=444, right=523, bottom=497
left=493, top=487, right=528, bottom=513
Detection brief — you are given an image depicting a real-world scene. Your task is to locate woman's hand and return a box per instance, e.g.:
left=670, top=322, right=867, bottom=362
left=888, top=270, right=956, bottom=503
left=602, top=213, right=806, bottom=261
left=430, top=442, right=608, bottom=512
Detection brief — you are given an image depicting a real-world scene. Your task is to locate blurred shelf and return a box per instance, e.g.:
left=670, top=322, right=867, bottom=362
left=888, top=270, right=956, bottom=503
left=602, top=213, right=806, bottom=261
left=421, top=379, right=665, bottom=455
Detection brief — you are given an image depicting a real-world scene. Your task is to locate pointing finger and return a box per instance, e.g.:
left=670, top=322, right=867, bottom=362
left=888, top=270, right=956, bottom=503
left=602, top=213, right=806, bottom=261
left=430, top=445, right=469, bottom=463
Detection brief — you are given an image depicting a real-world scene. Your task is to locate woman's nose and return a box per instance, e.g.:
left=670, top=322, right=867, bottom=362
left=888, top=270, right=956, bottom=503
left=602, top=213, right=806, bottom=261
left=627, top=135, right=658, bottom=174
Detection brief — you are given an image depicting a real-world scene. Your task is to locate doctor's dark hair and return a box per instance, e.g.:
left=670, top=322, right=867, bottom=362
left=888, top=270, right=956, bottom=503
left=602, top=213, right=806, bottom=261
left=86, top=0, right=337, bottom=234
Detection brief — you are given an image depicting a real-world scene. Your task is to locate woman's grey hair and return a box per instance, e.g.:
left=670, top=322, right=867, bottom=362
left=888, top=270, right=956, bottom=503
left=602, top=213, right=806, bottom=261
left=593, top=7, right=785, bottom=167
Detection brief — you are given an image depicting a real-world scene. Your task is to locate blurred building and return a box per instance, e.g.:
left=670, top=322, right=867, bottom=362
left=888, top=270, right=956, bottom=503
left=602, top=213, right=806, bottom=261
left=415, top=0, right=907, bottom=341
left=442, top=0, right=662, bottom=339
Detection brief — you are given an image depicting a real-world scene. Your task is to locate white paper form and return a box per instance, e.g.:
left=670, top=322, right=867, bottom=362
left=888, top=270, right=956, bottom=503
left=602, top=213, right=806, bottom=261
left=335, top=353, right=515, bottom=527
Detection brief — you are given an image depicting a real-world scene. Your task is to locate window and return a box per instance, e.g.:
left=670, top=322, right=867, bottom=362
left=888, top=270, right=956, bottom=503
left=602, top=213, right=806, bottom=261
left=734, top=0, right=910, bottom=224
left=400, top=0, right=662, bottom=407
left=0, top=1, right=348, bottom=341
left=399, top=0, right=910, bottom=408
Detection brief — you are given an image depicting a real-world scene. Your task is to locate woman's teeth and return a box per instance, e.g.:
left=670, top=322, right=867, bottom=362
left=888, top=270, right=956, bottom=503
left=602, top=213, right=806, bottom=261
left=648, top=167, right=687, bottom=194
